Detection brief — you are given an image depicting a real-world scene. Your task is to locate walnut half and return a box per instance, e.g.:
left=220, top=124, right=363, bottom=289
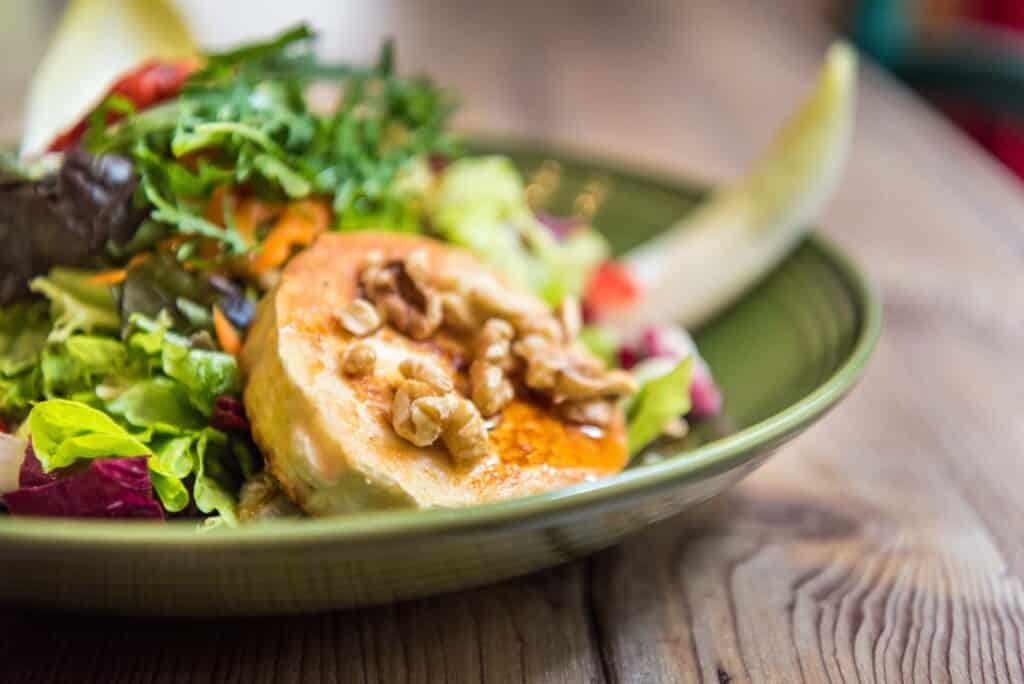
left=391, top=358, right=490, bottom=466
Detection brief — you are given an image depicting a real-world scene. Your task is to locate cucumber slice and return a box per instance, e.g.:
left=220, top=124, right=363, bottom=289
left=606, top=42, right=857, bottom=335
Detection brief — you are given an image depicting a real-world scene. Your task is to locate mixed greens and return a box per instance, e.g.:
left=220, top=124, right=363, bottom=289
left=0, top=26, right=717, bottom=523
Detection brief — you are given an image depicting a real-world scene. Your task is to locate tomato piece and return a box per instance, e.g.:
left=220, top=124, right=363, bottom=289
left=47, top=59, right=196, bottom=153
left=582, top=260, right=641, bottom=321
left=0, top=416, right=8, bottom=434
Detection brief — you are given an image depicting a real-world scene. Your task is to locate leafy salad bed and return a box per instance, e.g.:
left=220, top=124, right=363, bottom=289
left=0, top=26, right=713, bottom=524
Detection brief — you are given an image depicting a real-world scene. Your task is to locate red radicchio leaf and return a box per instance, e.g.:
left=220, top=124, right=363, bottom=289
left=534, top=210, right=581, bottom=241
left=618, top=325, right=724, bottom=419
left=18, top=441, right=60, bottom=488
left=3, top=449, right=164, bottom=520
left=210, top=395, right=250, bottom=434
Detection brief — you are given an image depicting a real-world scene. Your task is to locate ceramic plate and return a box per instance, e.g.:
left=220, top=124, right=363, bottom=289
left=0, top=142, right=881, bottom=616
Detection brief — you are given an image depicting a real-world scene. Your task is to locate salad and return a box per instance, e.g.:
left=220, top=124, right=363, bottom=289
left=0, top=12, right=856, bottom=524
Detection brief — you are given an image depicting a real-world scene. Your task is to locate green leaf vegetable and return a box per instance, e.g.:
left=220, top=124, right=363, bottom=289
left=430, top=156, right=608, bottom=306
left=87, top=25, right=457, bottom=253
left=625, top=357, right=693, bottom=457
left=29, top=269, right=120, bottom=342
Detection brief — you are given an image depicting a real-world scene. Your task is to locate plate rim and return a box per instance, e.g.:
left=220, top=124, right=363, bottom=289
left=0, top=143, right=882, bottom=548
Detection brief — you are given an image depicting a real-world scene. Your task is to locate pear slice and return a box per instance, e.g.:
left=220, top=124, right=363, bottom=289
left=604, top=42, right=858, bottom=336
left=20, top=0, right=196, bottom=157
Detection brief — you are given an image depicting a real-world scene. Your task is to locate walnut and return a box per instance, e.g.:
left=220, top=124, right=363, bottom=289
left=338, top=298, right=381, bottom=337
left=440, top=292, right=479, bottom=331
left=469, top=280, right=533, bottom=322
left=560, top=399, right=615, bottom=427
left=341, top=341, right=376, bottom=375
left=513, top=335, right=562, bottom=391
left=361, top=257, right=442, bottom=340
left=392, top=379, right=446, bottom=446
left=444, top=397, right=490, bottom=466
left=554, top=366, right=637, bottom=402
left=558, top=295, right=582, bottom=340
left=391, top=358, right=490, bottom=466
left=474, top=318, right=514, bottom=363
left=515, top=315, right=564, bottom=343
left=470, top=360, right=514, bottom=416
left=399, top=357, right=454, bottom=393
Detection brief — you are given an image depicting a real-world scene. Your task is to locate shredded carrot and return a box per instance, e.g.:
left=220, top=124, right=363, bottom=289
left=159, top=235, right=192, bottom=252
left=213, top=306, right=241, bottom=356
left=128, top=252, right=152, bottom=268
left=243, top=198, right=330, bottom=275
left=86, top=269, right=127, bottom=285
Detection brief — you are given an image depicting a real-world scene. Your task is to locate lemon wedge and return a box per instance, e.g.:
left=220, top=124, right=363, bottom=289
left=606, top=42, right=858, bottom=335
left=20, top=0, right=196, bottom=157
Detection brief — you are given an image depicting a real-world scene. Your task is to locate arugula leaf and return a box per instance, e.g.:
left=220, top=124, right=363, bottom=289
left=85, top=25, right=456, bottom=252
left=626, top=357, right=693, bottom=456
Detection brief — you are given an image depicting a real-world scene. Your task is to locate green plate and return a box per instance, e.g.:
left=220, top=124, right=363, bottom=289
left=0, top=142, right=881, bottom=616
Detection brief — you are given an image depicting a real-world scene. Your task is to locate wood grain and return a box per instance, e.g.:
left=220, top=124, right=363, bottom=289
left=3, top=0, right=1024, bottom=681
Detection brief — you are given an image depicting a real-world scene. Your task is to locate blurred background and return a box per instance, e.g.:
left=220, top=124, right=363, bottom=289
left=5, top=0, right=1024, bottom=181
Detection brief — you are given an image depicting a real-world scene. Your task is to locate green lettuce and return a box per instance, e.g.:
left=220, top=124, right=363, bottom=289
left=430, top=156, right=608, bottom=306
left=24, top=397, right=243, bottom=516
left=0, top=301, right=50, bottom=376
left=106, top=377, right=206, bottom=433
left=30, top=268, right=119, bottom=342
left=28, top=399, right=151, bottom=471
left=626, top=357, right=693, bottom=456
left=578, top=325, right=620, bottom=367
left=41, top=335, right=131, bottom=398
left=127, top=315, right=241, bottom=415
left=0, top=302, right=50, bottom=419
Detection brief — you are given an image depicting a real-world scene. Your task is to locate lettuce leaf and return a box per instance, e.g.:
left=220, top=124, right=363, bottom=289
left=192, top=428, right=242, bottom=524
left=430, top=156, right=608, bottom=306
left=30, top=268, right=120, bottom=342
left=106, top=377, right=206, bottom=433
left=0, top=301, right=50, bottom=376
left=578, top=325, right=620, bottom=367
left=127, top=315, right=241, bottom=415
left=41, top=335, right=131, bottom=398
left=0, top=302, right=50, bottom=419
left=28, top=399, right=151, bottom=471
left=25, top=398, right=194, bottom=512
left=626, top=357, right=693, bottom=456
left=0, top=368, right=42, bottom=421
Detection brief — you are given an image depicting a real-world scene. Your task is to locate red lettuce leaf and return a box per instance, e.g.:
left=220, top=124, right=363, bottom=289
left=4, top=449, right=164, bottom=520
left=0, top=149, right=145, bottom=305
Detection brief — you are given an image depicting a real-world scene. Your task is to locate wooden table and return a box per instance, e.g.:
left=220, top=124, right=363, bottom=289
left=3, top=1, right=1024, bottom=682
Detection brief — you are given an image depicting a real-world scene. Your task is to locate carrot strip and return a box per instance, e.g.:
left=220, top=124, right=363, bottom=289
left=244, top=199, right=330, bottom=275
left=86, top=269, right=127, bottom=285
left=128, top=253, right=152, bottom=268
left=213, top=306, right=241, bottom=356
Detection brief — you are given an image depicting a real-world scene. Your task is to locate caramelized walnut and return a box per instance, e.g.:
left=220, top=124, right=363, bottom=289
left=341, top=341, right=376, bottom=375
left=338, top=298, right=381, bottom=337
